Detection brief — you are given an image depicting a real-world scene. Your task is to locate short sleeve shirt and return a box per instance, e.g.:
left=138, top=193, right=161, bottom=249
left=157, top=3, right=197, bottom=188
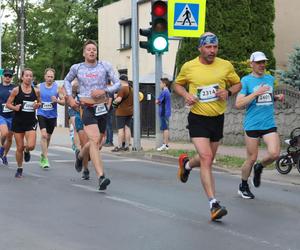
left=239, top=74, right=276, bottom=131
left=176, top=57, right=240, bottom=116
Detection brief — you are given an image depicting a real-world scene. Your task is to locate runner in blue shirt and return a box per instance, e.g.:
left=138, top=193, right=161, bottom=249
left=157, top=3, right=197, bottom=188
left=235, top=51, right=284, bottom=199
left=0, top=69, right=16, bottom=165
left=37, top=68, right=65, bottom=169
left=156, top=78, right=171, bottom=151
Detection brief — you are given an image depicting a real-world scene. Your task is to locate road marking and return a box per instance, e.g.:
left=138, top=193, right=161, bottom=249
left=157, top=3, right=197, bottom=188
left=54, top=160, right=75, bottom=163
left=50, top=145, right=74, bottom=153
left=71, top=183, right=288, bottom=250
left=10, top=147, right=58, bottom=156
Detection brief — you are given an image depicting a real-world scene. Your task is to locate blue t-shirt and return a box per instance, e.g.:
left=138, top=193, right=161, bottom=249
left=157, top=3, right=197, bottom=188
left=37, top=82, right=58, bottom=118
left=0, top=83, right=15, bottom=118
left=239, top=74, right=276, bottom=131
left=158, top=88, right=171, bottom=117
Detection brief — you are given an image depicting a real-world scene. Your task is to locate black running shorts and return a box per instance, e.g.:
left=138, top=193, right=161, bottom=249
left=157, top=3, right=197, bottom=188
left=12, top=119, right=37, bottom=133
left=81, top=106, right=107, bottom=134
left=37, top=115, right=57, bottom=135
left=187, top=112, right=224, bottom=142
left=245, top=127, right=277, bottom=138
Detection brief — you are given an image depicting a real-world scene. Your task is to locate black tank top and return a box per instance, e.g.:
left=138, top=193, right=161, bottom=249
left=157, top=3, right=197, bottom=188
left=14, top=85, right=37, bottom=122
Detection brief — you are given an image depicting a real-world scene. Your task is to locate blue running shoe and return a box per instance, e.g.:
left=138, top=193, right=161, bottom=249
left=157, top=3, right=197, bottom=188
left=15, top=168, right=23, bottom=178
left=2, top=156, right=8, bottom=166
left=0, top=147, right=4, bottom=158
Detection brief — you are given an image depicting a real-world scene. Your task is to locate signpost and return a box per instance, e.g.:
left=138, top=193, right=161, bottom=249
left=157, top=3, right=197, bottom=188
left=168, top=0, right=206, bottom=38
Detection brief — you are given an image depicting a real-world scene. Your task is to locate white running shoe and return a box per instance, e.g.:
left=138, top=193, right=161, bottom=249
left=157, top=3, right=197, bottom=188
left=157, top=144, right=169, bottom=151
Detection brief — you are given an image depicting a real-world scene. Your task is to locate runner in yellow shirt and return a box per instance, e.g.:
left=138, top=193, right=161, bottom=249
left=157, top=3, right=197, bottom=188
left=174, top=32, right=241, bottom=221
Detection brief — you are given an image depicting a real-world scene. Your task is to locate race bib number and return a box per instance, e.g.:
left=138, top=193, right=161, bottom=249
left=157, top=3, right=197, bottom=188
left=22, top=101, right=35, bottom=112
left=42, top=102, right=54, bottom=110
left=94, top=103, right=108, bottom=116
left=256, top=93, right=273, bottom=106
left=197, top=84, right=219, bottom=103
left=2, top=103, right=13, bottom=113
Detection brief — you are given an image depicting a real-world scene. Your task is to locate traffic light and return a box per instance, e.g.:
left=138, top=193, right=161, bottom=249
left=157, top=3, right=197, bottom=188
left=151, top=0, right=168, bottom=54
left=139, top=28, right=152, bottom=53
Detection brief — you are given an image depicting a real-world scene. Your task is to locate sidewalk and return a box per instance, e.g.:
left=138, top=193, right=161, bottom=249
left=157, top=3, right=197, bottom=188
left=47, top=127, right=300, bottom=186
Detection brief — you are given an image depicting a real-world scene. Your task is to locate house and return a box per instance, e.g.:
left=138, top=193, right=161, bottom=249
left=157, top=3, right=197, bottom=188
left=98, top=0, right=300, bottom=140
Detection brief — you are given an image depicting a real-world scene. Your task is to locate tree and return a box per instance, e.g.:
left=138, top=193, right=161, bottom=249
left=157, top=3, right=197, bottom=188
left=175, top=0, right=275, bottom=77
left=2, top=0, right=117, bottom=82
left=279, top=46, right=300, bottom=89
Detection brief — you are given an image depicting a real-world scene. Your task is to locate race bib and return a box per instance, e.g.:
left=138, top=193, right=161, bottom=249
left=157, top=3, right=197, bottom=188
left=256, top=93, right=273, bottom=106
left=197, top=84, right=219, bottom=103
left=22, top=101, right=35, bottom=112
left=2, top=103, right=13, bottom=113
left=42, top=102, right=54, bottom=110
left=94, top=103, right=108, bottom=116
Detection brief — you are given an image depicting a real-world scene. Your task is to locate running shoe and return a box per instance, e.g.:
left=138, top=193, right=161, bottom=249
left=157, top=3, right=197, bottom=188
left=210, top=201, right=228, bottom=221
left=2, top=156, right=8, bottom=166
left=39, top=154, right=45, bottom=168
left=42, top=158, right=50, bottom=169
left=24, top=150, right=31, bottom=162
left=177, top=153, right=190, bottom=183
left=157, top=144, right=169, bottom=151
left=15, top=168, right=23, bottom=178
left=238, top=183, right=255, bottom=199
left=0, top=147, right=4, bottom=158
left=75, top=149, right=83, bottom=172
left=111, top=146, right=122, bottom=152
left=82, top=169, right=90, bottom=180
left=98, top=176, right=111, bottom=190
left=253, top=162, right=263, bottom=187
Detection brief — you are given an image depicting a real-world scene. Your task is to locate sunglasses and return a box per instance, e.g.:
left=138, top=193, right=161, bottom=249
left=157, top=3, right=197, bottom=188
left=4, top=74, right=13, bottom=78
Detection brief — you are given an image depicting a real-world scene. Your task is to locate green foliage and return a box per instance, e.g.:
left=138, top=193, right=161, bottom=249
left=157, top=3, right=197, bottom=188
left=278, top=46, right=300, bottom=89
left=1, top=0, right=114, bottom=82
left=176, top=0, right=275, bottom=76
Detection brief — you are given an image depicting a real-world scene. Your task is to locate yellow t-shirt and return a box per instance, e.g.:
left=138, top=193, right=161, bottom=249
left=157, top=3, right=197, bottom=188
left=176, top=57, right=240, bottom=116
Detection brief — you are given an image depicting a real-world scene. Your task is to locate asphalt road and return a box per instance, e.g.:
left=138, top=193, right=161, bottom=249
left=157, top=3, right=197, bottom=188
left=0, top=146, right=300, bottom=250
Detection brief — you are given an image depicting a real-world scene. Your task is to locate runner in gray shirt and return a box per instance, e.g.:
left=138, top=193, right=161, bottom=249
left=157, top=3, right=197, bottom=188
left=64, top=39, right=120, bottom=191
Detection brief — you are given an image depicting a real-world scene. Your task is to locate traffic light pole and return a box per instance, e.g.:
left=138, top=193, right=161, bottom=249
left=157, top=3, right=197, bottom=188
left=155, top=53, right=163, bottom=148
left=131, top=0, right=141, bottom=151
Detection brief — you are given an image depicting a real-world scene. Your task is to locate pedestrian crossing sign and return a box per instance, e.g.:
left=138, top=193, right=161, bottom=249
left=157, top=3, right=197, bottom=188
left=168, top=0, right=206, bottom=38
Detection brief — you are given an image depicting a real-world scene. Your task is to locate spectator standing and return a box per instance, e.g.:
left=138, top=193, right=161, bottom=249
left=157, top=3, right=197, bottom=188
left=156, top=78, right=171, bottom=151
left=111, top=74, right=133, bottom=152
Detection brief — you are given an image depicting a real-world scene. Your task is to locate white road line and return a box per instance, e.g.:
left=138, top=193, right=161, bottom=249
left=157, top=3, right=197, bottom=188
left=10, top=147, right=58, bottom=157
left=71, top=183, right=287, bottom=250
left=54, top=160, right=75, bottom=163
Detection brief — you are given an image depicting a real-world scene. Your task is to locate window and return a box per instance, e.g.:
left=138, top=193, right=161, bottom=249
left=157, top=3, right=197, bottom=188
left=119, top=19, right=131, bottom=50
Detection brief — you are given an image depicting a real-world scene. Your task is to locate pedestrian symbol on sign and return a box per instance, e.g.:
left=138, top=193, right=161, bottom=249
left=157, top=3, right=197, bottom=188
left=174, top=3, right=199, bottom=30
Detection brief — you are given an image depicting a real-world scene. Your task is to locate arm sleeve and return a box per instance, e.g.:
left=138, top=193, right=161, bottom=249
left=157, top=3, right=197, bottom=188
left=64, top=65, right=78, bottom=96
left=103, top=61, right=121, bottom=93
left=175, top=63, right=188, bottom=85
left=226, top=62, right=241, bottom=87
left=158, top=90, right=165, bottom=103
left=239, top=77, right=248, bottom=95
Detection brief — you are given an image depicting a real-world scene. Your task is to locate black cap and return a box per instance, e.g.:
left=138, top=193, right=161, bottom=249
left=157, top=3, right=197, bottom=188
left=3, top=69, right=14, bottom=76
left=119, top=74, right=128, bottom=81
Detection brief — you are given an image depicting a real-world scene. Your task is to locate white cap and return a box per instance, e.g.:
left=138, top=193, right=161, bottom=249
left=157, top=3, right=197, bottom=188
left=250, top=51, right=268, bottom=62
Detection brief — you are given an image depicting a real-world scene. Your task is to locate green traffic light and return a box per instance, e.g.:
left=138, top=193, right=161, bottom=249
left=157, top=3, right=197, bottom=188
left=152, top=35, right=168, bottom=52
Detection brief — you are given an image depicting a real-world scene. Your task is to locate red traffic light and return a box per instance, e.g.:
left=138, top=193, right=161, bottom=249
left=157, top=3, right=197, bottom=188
left=152, top=1, right=167, bottom=17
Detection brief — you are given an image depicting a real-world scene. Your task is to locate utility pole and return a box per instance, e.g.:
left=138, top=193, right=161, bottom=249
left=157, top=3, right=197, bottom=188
left=20, top=0, right=25, bottom=71
left=131, top=0, right=141, bottom=151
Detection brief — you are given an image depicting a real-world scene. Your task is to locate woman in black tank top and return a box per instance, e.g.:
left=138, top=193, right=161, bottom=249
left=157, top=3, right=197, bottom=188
left=6, top=68, right=41, bottom=178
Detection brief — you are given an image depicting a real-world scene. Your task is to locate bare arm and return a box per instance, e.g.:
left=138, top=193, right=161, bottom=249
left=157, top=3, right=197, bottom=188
left=235, top=85, right=270, bottom=109
left=173, top=83, right=198, bottom=106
